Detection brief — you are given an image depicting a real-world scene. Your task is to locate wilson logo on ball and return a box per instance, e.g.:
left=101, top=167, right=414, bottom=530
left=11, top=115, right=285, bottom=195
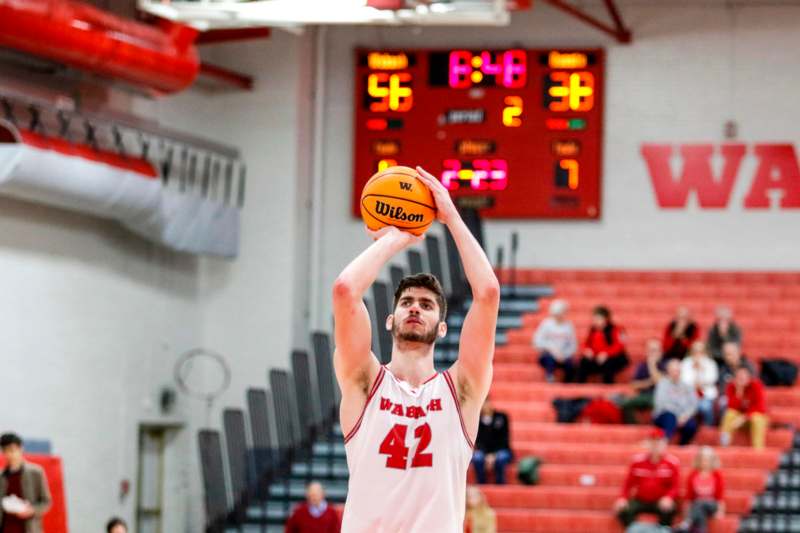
left=374, top=200, right=425, bottom=223
left=360, top=165, right=436, bottom=236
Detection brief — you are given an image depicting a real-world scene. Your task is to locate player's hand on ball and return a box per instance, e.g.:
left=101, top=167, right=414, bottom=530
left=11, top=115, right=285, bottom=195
left=415, top=166, right=458, bottom=225
left=366, top=225, right=423, bottom=245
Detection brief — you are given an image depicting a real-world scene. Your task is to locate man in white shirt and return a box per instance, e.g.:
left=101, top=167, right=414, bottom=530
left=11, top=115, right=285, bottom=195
left=533, top=299, right=577, bottom=382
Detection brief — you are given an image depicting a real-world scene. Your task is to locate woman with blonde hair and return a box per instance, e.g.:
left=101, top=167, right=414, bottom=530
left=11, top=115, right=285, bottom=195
left=678, top=446, right=725, bottom=533
left=465, top=485, right=496, bottom=533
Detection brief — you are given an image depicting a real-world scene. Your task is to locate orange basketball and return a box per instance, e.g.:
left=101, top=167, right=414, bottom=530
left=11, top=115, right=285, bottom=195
left=360, top=166, right=436, bottom=236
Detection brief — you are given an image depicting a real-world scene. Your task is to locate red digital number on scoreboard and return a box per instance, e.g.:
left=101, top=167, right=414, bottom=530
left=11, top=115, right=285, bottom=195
left=353, top=48, right=604, bottom=219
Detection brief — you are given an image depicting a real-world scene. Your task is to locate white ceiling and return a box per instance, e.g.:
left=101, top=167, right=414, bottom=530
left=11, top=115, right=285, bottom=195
left=139, top=0, right=512, bottom=30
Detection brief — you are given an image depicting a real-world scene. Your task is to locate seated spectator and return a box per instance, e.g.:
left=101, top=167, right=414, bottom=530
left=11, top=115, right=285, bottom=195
left=534, top=299, right=577, bottom=383
left=621, top=338, right=663, bottom=424
left=717, top=342, right=756, bottom=416
left=676, top=446, right=725, bottom=533
left=662, top=306, right=700, bottom=361
left=464, top=485, right=497, bottom=533
left=106, top=518, right=128, bottom=533
left=720, top=365, right=768, bottom=449
left=680, top=341, right=719, bottom=426
left=653, top=359, right=699, bottom=445
left=717, top=342, right=755, bottom=389
left=0, top=432, right=51, bottom=533
left=613, top=428, right=679, bottom=528
left=472, top=400, right=512, bottom=484
left=576, top=306, right=629, bottom=384
left=707, top=306, right=742, bottom=362
left=285, top=481, right=340, bottom=533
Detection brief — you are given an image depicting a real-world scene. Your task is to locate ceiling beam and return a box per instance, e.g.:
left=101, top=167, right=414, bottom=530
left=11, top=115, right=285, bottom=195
left=543, top=0, right=631, bottom=44
left=196, top=27, right=271, bottom=45
left=199, top=63, right=254, bottom=90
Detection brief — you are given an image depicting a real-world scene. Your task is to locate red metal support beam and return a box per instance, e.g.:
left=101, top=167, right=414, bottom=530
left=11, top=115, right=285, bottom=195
left=366, top=0, right=405, bottom=8
left=195, top=26, right=271, bottom=45
left=509, top=0, right=533, bottom=9
left=199, top=62, right=253, bottom=90
left=543, top=0, right=631, bottom=43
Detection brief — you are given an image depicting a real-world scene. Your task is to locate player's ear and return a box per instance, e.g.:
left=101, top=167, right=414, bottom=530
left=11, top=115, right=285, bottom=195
left=437, top=320, right=447, bottom=338
left=386, top=314, right=394, bottom=331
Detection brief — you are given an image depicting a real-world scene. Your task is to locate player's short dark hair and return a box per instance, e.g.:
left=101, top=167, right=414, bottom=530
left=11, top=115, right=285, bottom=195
left=393, top=273, right=447, bottom=321
left=106, top=517, right=127, bottom=533
left=0, top=433, right=22, bottom=449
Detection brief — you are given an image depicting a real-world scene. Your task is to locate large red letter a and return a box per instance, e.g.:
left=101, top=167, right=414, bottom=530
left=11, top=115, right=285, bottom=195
left=744, top=144, right=800, bottom=208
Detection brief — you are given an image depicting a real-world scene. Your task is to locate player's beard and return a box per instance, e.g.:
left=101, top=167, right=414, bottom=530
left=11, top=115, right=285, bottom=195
left=392, top=319, right=438, bottom=345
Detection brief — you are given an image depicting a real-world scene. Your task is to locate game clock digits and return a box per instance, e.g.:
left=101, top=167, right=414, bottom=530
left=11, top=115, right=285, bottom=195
left=353, top=48, right=604, bottom=219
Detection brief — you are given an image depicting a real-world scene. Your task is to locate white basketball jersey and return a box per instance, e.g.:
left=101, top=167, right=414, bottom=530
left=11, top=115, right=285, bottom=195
left=341, top=366, right=474, bottom=533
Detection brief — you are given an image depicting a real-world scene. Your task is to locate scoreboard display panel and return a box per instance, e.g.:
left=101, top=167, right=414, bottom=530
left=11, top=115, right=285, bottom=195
left=352, top=48, right=604, bottom=219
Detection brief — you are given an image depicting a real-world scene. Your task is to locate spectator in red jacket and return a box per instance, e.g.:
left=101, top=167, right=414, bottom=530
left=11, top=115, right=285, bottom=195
left=676, top=446, right=725, bottom=533
left=613, top=428, right=680, bottom=527
left=662, top=306, right=699, bottom=361
left=285, top=481, right=341, bottom=533
left=576, top=306, right=629, bottom=384
left=720, top=365, right=768, bottom=449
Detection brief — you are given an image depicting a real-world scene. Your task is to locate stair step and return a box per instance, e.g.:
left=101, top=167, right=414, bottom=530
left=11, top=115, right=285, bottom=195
left=468, top=298, right=540, bottom=313
left=225, top=525, right=284, bottom=533
left=245, top=502, right=292, bottom=522
left=752, top=491, right=800, bottom=513
left=770, top=470, right=800, bottom=490
left=291, top=460, right=349, bottom=479
left=440, top=330, right=507, bottom=345
left=739, top=514, right=800, bottom=533
left=500, top=285, right=554, bottom=299
left=266, top=480, right=347, bottom=502
left=448, top=314, right=523, bottom=329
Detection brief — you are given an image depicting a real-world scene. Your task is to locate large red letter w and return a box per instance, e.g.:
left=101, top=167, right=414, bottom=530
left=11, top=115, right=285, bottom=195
left=641, top=144, right=746, bottom=208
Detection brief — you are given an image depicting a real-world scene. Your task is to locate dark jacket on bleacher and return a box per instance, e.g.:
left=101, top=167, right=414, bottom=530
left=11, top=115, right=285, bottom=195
left=475, top=411, right=511, bottom=454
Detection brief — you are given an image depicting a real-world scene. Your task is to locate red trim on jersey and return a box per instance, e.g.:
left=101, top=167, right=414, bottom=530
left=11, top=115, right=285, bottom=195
left=422, top=372, right=439, bottom=385
left=343, top=366, right=386, bottom=444
left=443, top=370, right=474, bottom=448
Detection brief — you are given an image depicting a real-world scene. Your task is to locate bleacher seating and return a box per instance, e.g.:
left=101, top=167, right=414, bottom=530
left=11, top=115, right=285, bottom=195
left=488, top=269, right=800, bottom=532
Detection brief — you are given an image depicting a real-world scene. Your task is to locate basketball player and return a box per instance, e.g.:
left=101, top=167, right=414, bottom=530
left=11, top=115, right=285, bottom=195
left=333, top=166, right=500, bottom=532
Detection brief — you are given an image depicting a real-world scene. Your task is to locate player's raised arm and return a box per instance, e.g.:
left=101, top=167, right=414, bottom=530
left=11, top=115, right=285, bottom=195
left=333, top=226, right=422, bottom=390
left=415, top=166, right=500, bottom=404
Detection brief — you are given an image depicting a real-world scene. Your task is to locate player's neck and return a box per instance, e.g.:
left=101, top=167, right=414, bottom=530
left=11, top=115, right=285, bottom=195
left=387, top=344, right=436, bottom=387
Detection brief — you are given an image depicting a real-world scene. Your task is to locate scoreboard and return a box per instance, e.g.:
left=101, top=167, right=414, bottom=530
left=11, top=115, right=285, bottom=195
left=352, top=48, right=604, bottom=219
